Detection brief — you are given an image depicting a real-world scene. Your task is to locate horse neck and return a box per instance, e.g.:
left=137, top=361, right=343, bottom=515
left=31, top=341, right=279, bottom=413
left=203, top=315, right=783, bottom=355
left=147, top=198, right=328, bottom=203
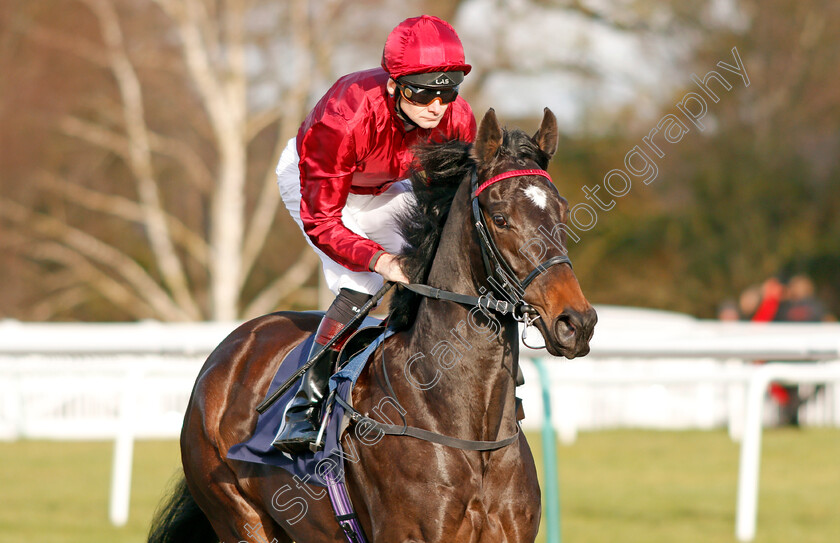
left=395, top=182, right=520, bottom=440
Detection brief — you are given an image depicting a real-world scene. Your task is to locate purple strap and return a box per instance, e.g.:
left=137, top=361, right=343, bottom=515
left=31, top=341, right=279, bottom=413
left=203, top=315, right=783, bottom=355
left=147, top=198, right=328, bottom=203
left=324, top=469, right=368, bottom=543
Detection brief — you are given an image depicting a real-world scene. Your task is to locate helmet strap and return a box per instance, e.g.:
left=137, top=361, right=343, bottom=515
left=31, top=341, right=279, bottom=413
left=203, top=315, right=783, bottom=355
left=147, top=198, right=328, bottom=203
left=393, top=93, right=419, bottom=131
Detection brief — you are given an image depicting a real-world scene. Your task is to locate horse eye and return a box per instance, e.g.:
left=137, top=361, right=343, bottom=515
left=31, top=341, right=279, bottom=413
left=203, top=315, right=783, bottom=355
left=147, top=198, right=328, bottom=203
left=492, top=214, right=508, bottom=228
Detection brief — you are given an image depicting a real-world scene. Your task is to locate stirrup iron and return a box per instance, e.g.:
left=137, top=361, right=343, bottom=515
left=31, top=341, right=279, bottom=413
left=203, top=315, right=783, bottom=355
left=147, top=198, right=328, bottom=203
left=310, top=390, right=335, bottom=453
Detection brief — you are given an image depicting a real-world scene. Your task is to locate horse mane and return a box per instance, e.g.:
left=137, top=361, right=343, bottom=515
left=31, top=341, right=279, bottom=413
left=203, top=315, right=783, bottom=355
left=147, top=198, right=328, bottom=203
left=388, top=139, right=472, bottom=330
left=388, top=129, right=551, bottom=330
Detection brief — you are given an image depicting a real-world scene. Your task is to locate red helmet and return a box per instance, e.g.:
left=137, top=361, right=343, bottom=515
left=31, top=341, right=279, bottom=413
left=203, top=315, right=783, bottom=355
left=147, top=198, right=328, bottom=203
left=381, top=15, right=472, bottom=81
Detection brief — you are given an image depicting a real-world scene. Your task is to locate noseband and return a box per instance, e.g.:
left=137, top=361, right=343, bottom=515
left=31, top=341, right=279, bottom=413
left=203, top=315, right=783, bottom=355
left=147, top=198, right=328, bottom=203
left=470, top=168, right=572, bottom=330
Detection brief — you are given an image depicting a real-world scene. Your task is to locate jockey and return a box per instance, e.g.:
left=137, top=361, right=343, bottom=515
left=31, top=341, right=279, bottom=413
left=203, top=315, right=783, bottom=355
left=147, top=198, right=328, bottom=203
left=273, top=15, right=477, bottom=453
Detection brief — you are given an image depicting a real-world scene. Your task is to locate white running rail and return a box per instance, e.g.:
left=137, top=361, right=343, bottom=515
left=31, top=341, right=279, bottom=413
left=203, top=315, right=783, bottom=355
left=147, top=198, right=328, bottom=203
left=1, top=309, right=838, bottom=538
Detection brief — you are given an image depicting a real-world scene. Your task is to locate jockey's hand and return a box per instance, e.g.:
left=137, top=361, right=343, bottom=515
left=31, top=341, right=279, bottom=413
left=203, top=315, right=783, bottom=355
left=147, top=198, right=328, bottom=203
left=374, top=252, right=410, bottom=284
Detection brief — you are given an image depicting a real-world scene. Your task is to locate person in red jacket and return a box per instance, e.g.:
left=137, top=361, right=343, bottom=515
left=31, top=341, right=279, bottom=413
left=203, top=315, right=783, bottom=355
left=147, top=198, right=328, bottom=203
left=273, top=15, right=477, bottom=452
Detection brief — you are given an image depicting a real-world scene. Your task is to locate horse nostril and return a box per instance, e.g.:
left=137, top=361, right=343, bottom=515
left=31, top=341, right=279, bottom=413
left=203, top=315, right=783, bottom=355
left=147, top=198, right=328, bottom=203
left=554, top=313, right=577, bottom=342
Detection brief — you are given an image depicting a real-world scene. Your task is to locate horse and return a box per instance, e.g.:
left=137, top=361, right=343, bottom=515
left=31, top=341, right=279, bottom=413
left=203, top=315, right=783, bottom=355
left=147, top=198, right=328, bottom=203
left=148, top=107, right=597, bottom=543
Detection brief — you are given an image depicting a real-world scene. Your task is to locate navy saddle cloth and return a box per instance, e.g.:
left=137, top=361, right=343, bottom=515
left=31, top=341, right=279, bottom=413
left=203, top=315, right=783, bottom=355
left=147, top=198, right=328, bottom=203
left=226, top=316, right=394, bottom=487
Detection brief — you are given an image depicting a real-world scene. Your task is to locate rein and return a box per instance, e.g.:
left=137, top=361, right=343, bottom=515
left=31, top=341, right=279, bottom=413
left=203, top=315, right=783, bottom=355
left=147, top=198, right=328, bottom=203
left=329, top=168, right=577, bottom=455
left=335, top=396, right=520, bottom=451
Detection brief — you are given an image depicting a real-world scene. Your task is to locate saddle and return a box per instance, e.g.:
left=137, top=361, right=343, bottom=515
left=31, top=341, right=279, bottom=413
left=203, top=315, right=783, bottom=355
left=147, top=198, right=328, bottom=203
left=336, top=321, right=389, bottom=369
left=225, top=316, right=388, bottom=477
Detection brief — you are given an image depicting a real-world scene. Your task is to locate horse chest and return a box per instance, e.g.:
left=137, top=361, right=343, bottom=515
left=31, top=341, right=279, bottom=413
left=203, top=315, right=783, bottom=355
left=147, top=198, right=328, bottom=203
left=363, top=447, right=540, bottom=542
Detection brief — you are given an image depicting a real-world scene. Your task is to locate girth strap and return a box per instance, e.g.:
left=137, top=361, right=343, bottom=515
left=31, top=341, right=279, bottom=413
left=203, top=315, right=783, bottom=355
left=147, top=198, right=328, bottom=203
left=335, top=395, right=520, bottom=451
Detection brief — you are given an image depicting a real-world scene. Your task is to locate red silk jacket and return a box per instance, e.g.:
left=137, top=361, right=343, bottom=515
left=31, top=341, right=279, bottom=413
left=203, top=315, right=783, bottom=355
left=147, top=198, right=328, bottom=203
left=296, top=68, right=476, bottom=273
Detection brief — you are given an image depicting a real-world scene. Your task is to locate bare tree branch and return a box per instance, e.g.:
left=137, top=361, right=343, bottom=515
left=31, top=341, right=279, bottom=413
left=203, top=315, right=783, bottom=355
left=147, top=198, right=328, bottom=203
left=61, top=111, right=215, bottom=193
left=240, top=0, right=312, bottom=289
left=35, top=171, right=210, bottom=266
left=535, top=0, right=654, bottom=33
left=242, top=249, right=320, bottom=318
left=153, top=0, right=250, bottom=320
left=59, top=115, right=129, bottom=158
left=26, top=241, right=158, bottom=320
left=28, top=285, right=90, bottom=321
left=145, top=131, right=215, bottom=193
left=245, top=105, right=284, bottom=142
left=1, top=200, right=192, bottom=320
left=79, top=0, right=201, bottom=318
left=14, top=239, right=156, bottom=321
left=24, top=21, right=111, bottom=67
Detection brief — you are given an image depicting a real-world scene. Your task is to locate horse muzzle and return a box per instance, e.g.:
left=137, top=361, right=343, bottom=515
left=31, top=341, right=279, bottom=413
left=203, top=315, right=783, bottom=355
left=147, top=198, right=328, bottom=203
left=542, top=305, right=597, bottom=358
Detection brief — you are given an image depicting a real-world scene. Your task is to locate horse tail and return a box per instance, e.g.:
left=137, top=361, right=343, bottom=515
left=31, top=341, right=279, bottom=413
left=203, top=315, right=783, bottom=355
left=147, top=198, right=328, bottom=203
left=147, top=474, right=217, bottom=543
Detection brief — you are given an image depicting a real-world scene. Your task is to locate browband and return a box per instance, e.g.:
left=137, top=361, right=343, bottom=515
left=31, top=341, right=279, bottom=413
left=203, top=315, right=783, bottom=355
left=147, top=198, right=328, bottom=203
left=473, top=169, right=552, bottom=197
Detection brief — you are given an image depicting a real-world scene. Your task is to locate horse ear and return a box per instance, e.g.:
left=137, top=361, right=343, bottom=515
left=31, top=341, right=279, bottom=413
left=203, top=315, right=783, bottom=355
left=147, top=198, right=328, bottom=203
left=533, top=107, right=558, bottom=159
left=472, top=108, right=503, bottom=164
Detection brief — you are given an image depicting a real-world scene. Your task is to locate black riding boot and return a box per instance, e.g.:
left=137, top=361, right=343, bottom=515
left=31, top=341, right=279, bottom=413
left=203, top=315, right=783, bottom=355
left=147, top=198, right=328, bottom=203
left=272, top=288, right=372, bottom=453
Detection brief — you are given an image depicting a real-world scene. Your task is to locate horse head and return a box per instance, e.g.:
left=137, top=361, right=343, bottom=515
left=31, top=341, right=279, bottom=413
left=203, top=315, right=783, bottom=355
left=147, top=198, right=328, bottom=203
left=470, top=107, right=597, bottom=358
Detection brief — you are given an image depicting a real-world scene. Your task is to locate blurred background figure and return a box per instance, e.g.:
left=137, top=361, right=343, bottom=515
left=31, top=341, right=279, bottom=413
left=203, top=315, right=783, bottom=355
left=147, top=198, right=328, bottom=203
left=738, top=286, right=762, bottom=321
left=740, top=273, right=835, bottom=426
left=750, top=277, right=786, bottom=323
left=717, top=299, right=740, bottom=321
left=778, top=274, right=832, bottom=323
left=774, top=274, right=834, bottom=425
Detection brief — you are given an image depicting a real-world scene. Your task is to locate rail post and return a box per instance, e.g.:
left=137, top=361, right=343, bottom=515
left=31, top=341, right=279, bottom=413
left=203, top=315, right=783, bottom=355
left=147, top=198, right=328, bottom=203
left=109, top=364, right=143, bottom=526
left=532, top=357, right=561, bottom=543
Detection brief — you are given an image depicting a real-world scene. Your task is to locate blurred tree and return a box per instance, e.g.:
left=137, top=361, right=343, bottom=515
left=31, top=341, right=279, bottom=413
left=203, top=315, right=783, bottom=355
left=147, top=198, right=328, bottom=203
left=0, top=0, right=376, bottom=321
left=2, top=0, right=836, bottom=321
left=2, top=0, right=679, bottom=322
left=561, top=0, right=840, bottom=317
left=653, top=0, right=840, bottom=316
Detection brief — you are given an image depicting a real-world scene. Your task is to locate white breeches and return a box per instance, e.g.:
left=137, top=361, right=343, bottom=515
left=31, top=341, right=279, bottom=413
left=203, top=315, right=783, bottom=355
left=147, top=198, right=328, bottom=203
left=276, top=138, right=414, bottom=295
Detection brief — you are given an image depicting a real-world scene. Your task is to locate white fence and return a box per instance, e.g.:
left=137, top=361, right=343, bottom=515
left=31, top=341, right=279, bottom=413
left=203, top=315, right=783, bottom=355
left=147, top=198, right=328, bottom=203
left=519, top=358, right=839, bottom=442
left=3, top=355, right=837, bottom=443
left=0, top=357, right=199, bottom=441
left=1, top=307, right=839, bottom=540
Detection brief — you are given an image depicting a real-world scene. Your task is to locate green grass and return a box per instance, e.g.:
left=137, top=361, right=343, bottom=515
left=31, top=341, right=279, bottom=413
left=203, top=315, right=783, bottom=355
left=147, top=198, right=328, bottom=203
left=537, top=428, right=840, bottom=543
left=0, top=429, right=837, bottom=542
left=0, top=439, right=182, bottom=543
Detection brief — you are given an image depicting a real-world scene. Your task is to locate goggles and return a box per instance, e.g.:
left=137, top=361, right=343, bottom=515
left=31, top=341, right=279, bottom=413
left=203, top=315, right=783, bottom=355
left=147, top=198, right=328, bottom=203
left=397, top=82, right=460, bottom=106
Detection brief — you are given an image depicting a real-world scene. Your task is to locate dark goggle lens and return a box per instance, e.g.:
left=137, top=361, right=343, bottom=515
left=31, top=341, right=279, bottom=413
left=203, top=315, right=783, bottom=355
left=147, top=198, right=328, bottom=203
left=399, top=83, right=459, bottom=105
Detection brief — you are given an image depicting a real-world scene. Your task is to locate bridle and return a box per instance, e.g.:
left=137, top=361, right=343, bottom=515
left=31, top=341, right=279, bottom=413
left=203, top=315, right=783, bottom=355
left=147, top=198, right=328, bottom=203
left=469, top=167, right=572, bottom=344
left=402, top=165, right=573, bottom=348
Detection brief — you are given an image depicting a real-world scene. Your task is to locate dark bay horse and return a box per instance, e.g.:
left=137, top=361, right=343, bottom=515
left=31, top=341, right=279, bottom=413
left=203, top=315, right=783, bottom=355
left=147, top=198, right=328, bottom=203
left=149, top=108, right=596, bottom=543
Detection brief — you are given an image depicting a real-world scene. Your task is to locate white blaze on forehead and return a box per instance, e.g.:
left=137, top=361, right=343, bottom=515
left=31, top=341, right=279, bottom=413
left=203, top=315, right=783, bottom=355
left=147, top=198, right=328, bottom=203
left=524, top=185, right=548, bottom=209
